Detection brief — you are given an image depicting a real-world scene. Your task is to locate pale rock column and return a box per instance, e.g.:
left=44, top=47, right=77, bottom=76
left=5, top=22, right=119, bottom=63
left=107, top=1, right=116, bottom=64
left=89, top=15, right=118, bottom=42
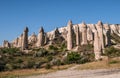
left=67, top=20, right=73, bottom=50
left=87, top=26, right=93, bottom=43
left=118, top=25, right=120, bottom=34
left=44, top=33, right=48, bottom=45
left=3, top=40, right=10, bottom=48
left=75, top=25, right=80, bottom=46
left=18, top=34, right=23, bottom=48
left=96, top=21, right=104, bottom=53
left=94, top=31, right=102, bottom=60
left=29, top=32, right=37, bottom=44
left=104, top=24, right=111, bottom=46
left=22, top=27, right=29, bottom=50
left=53, top=28, right=60, bottom=38
left=81, top=22, right=88, bottom=45
left=36, top=27, right=45, bottom=47
left=14, top=37, right=19, bottom=47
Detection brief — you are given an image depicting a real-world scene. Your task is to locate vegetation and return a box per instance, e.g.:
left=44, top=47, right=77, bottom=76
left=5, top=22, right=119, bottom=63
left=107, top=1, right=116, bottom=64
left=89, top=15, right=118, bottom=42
left=77, top=60, right=120, bottom=70
left=64, top=51, right=94, bottom=64
left=104, top=46, right=120, bottom=57
left=0, top=44, right=95, bottom=72
left=0, top=41, right=120, bottom=77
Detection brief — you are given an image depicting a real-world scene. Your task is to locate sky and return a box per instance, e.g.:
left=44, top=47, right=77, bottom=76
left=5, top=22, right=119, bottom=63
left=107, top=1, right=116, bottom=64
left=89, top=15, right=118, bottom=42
left=0, top=0, right=120, bottom=45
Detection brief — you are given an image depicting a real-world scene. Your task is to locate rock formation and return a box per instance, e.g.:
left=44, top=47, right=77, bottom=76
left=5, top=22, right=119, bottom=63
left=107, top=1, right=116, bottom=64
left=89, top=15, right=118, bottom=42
left=75, top=25, right=80, bottom=46
left=81, top=22, right=88, bottom=45
left=87, top=26, right=93, bottom=44
left=94, top=31, right=102, bottom=60
left=3, top=40, right=10, bottom=48
left=67, top=20, right=73, bottom=50
left=18, top=34, right=23, bottom=48
left=28, top=32, right=37, bottom=44
left=96, top=21, right=104, bottom=53
left=3, top=20, right=120, bottom=60
left=22, top=27, right=29, bottom=50
left=36, top=27, right=45, bottom=47
left=53, top=28, right=60, bottom=38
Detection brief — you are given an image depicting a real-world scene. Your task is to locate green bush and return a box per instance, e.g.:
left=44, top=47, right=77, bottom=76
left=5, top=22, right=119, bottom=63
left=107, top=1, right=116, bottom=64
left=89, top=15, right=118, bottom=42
left=104, top=46, right=120, bottom=57
left=63, top=52, right=94, bottom=64
left=48, top=50, right=58, bottom=55
left=51, top=58, right=61, bottom=66
left=47, top=55, right=53, bottom=62
left=0, top=48, right=20, bottom=55
left=22, top=60, right=35, bottom=68
left=66, top=52, right=81, bottom=64
left=34, top=48, right=48, bottom=57
left=45, top=63, right=51, bottom=69
left=16, top=58, right=23, bottom=63
left=60, top=42, right=67, bottom=51
left=5, top=64, right=13, bottom=71
left=48, top=45, right=58, bottom=51
left=109, top=60, right=120, bottom=64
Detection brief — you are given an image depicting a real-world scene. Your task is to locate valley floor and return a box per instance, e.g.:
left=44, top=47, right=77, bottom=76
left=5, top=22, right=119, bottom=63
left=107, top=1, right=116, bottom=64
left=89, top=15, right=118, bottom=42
left=26, top=65, right=120, bottom=78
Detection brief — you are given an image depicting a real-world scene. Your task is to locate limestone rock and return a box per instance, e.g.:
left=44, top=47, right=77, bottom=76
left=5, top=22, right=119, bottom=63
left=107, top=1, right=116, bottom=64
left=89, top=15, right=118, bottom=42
left=36, top=27, right=45, bottom=47
left=81, top=22, right=88, bottom=45
left=67, top=20, right=73, bottom=50
left=22, top=27, right=29, bottom=50
left=3, top=40, right=10, bottom=48
left=96, top=21, right=104, bottom=53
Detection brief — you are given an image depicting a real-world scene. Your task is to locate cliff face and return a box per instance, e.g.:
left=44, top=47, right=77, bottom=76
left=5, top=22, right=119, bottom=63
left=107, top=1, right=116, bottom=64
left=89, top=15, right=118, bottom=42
left=2, top=21, right=120, bottom=60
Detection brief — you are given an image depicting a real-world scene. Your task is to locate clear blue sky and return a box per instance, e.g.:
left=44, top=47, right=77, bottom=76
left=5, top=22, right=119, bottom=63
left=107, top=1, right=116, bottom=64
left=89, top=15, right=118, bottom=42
left=0, top=0, right=120, bottom=45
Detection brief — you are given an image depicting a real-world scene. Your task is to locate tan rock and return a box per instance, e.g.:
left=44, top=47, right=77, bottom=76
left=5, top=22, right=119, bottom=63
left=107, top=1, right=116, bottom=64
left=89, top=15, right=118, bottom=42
left=96, top=21, right=104, bottom=53
left=36, top=27, right=45, bottom=47
left=22, top=27, right=29, bottom=50
left=75, top=25, right=80, bottom=46
left=3, top=40, right=10, bottom=48
left=94, top=31, right=102, bottom=60
left=81, top=22, right=88, bottom=45
left=67, top=20, right=73, bottom=50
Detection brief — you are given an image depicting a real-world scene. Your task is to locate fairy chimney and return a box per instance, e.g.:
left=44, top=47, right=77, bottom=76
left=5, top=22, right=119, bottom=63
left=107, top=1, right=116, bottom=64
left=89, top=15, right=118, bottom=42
left=94, top=31, right=102, bottom=60
left=22, top=27, right=29, bottom=50
left=96, top=21, right=104, bottom=53
left=67, top=20, right=73, bottom=50
left=81, top=22, right=88, bottom=45
left=75, top=25, right=80, bottom=46
left=36, top=27, right=45, bottom=47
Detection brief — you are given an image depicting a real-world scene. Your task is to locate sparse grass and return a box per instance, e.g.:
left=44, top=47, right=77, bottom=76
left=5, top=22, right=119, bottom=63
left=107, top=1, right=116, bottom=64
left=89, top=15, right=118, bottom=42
left=0, top=64, right=74, bottom=78
left=77, top=59, right=120, bottom=70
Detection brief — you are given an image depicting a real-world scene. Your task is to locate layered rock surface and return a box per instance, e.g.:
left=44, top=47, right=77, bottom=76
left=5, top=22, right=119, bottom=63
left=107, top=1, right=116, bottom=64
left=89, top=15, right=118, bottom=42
left=3, top=20, right=120, bottom=60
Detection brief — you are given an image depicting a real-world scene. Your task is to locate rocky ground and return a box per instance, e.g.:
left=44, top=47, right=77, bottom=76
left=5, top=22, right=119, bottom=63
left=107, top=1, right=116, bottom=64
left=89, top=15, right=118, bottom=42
left=26, top=65, right=120, bottom=78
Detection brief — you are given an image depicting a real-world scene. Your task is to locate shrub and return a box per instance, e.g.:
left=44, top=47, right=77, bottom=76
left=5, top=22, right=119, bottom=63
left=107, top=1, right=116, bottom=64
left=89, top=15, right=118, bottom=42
left=34, top=48, right=48, bottom=57
left=45, top=63, right=51, bottom=69
left=66, top=52, right=81, bottom=64
left=16, top=58, right=23, bottom=63
left=48, top=45, right=58, bottom=51
left=109, top=60, right=120, bottom=64
left=104, top=46, right=120, bottom=57
left=47, top=55, right=53, bottom=62
left=48, top=50, right=58, bottom=55
left=51, top=58, right=61, bottom=66
left=0, top=48, right=20, bottom=55
left=63, top=52, right=94, bottom=64
left=22, top=60, right=35, bottom=68
left=60, top=42, right=67, bottom=51
left=5, top=64, right=13, bottom=71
